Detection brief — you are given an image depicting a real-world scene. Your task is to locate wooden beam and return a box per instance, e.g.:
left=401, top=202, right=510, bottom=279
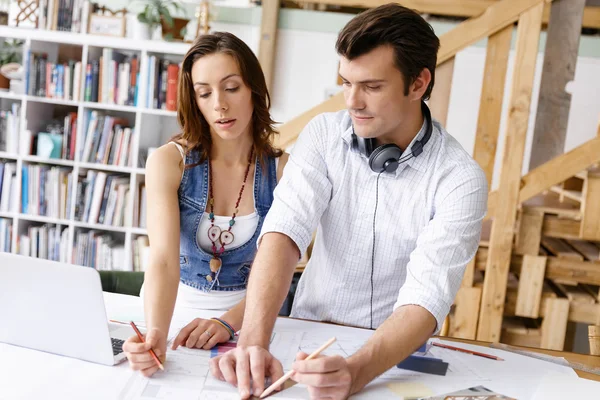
left=449, top=286, right=482, bottom=340
left=295, top=0, right=600, bottom=29
left=462, top=256, right=476, bottom=287
left=486, top=137, right=600, bottom=219
left=275, top=92, right=347, bottom=149
left=515, top=255, right=546, bottom=318
left=580, top=171, right=600, bottom=240
left=258, top=0, right=280, bottom=94
left=477, top=3, right=544, bottom=342
left=542, top=215, right=581, bottom=240
left=514, top=209, right=544, bottom=256
left=472, top=25, right=512, bottom=185
left=541, top=237, right=584, bottom=260
left=540, top=298, right=570, bottom=351
left=567, top=239, right=600, bottom=261
left=429, top=58, right=455, bottom=126
left=278, top=0, right=547, bottom=146
left=529, top=0, right=586, bottom=170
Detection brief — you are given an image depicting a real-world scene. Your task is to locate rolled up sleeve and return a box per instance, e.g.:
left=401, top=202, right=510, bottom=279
left=394, top=165, right=488, bottom=333
left=258, top=115, right=333, bottom=258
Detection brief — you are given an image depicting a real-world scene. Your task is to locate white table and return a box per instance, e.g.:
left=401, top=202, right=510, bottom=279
left=0, top=292, right=579, bottom=400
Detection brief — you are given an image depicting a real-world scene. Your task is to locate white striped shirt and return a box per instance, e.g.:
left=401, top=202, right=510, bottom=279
left=259, top=110, right=488, bottom=332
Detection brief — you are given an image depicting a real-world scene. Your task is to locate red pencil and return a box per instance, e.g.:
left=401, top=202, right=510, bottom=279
left=130, top=321, right=165, bottom=371
left=432, top=342, right=504, bottom=361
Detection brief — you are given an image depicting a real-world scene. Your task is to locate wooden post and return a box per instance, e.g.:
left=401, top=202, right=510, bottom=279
left=589, top=325, right=600, bottom=356
left=515, top=255, right=546, bottom=318
left=529, top=0, right=586, bottom=170
left=580, top=170, right=600, bottom=240
left=461, top=257, right=476, bottom=288
left=258, top=0, right=280, bottom=94
left=540, top=298, right=570, bottom=350
left=429, top=58, right=455, bottom=126
left=514, top=209, right=544, bottom=256
left=477, top=3, right=544, bottom=342
left=449, top=287, right=482, bottom=340
left=472, top=25, right=512, bottom=185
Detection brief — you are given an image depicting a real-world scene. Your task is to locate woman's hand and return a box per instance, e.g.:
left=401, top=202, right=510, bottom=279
left=172, top=318, right=232, bottom=350
left=123, top=328, right=168, bottom=377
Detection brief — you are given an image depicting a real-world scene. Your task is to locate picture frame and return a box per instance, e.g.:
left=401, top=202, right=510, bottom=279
left=87, top=5, right=126, bottom=37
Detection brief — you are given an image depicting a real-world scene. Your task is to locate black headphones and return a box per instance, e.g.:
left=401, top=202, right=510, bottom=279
left=351, top=101, right=433, bottom=173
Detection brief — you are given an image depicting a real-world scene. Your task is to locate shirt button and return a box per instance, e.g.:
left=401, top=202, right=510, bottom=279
left=206, top=275, right=213, bottom=282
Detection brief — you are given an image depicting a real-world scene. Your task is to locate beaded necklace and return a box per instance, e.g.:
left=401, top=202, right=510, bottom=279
left=206, top=148, right=254, bottom=282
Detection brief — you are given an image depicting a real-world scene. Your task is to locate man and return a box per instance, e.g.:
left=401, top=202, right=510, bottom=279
left=211, top=3, right=488, bottom=399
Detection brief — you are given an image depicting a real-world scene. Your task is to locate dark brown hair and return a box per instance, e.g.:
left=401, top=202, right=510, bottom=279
left=173, top=31, right=282, bottom=166
left=336, top=4, right=440, bottom=100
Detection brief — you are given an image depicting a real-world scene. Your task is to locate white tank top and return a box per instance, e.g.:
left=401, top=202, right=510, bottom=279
left=170, top=142, right=266, bottom=252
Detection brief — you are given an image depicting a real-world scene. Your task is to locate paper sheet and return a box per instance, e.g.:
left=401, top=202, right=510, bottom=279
left=530, top=372, right=600, bottom=399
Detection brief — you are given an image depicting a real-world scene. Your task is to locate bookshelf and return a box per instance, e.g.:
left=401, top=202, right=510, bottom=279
left=0, top=25, right=187, bottom=271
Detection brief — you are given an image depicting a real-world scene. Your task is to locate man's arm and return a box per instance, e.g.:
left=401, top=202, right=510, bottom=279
left=348, top=305, right=435, bottom=393
left=237, top=232, right=300, bottom=348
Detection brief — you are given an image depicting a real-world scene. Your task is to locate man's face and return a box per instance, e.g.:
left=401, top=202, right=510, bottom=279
left=339, top=45, right=413, bottom=142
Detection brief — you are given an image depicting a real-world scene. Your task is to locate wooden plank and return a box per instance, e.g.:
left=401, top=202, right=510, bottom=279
left=541, top=237, right=584, bottom=260
left=449, top=287, right=482, bottom=340
left=540, top=298, right=570, bottom=351
left=501, top=319, right=541, bottom=348
left=486, top=137, right=600, bottom=219
left=522, top=193, right=581, bottom=220
left=514, top=209, right=544, bottom=255
left=462, top=256, right=476, bottom=287
left=472, top=25, right=512, bottom=185
left=429, top=58, right=455, bottom=126
left=258, top=0, right=280, bottom=93
left=529, top=0, right=586, bottom=170
left=477, top=3, right=544, bottom=342
left=438, top=0, right=545, bottom=64
left=296, top=0, right=600, bottom=29
left=566, top=240, right=600, bottom=261
left=580, top=172, right=600, bottom=240
left=515, top=255, right=547, bottom=318
left=545, top=258, right=600, bottom=286
left=542, top=216, right=581, bottom=240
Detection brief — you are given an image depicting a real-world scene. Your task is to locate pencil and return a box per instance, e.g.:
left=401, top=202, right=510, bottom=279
left=130, top=321, right=165, bottom=371
left=259, top=337, right=337, bottom=399
left=432, top=342, right=504, bottom=361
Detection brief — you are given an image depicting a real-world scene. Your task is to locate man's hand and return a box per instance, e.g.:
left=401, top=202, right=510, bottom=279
left=123, top=328, right=167, bottom=377
left=209, top=346, right=285, bottom=399
left=172, top=318, right=231, bottom=350
left=290, top=352, right=356, bottom=400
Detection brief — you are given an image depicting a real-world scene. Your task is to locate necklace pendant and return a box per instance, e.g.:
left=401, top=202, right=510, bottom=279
left=208, top=226, right=221, bottom=243
left=220, top=230, right=234, bottom=245
left=210, top=257, right=222, bottom=273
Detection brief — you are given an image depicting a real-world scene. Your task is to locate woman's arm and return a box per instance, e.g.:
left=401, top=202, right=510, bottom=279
left=143, top=143, right=184, bottom=336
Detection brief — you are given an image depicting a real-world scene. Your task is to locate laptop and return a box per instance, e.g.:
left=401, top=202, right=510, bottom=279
left=0, top=253, right=132, bottom=366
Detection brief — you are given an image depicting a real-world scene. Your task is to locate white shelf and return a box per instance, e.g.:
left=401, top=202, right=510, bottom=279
left=22, top=155, right=75, bottom=167
left=0, top=26, right=190, bottom=55
left=0, top=211, right=16, bottom=219
left=134, top=168, right=146, bottom=175
left=18, top=214, right=70, bottom=225
left=0, top=91, right=23, bottom=101
left=0, top=152, right=19, bottom=160
left=141, top=108, right=177, bottom=117
left=77, top=162, right=134, bottom=174
left=82, top=102, right=138, bottom=113
left=130, top=227, right=148, bottom=235
left=73, top=220, right=128, bottom=233
left=25, top=95, right=79, bottom=107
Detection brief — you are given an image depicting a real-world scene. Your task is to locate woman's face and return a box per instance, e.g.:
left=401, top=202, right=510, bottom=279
left=191, top=52, right=254, bottom=143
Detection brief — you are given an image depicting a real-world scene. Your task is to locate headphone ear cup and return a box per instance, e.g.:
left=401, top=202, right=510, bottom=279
left=369, top=144, right=403, bottom=173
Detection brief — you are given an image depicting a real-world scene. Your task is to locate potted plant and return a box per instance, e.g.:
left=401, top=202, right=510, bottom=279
left=0, top=39, right=23, bottom=90
left=133, top=0, right=190, bottom=41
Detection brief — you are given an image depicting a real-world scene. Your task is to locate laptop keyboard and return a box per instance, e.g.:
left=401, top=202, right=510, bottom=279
left=111, top=338, right=125, bottom=356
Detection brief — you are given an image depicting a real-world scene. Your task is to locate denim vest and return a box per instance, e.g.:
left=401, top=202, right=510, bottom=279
left=178, top=150, right=277, bottom=292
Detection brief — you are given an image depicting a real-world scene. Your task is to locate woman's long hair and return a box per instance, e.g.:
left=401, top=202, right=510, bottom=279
left=173, top=31, right=282, bottom=168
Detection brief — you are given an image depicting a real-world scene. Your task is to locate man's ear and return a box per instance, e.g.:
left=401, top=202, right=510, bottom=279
left=409, top=68, right=432, bottom=101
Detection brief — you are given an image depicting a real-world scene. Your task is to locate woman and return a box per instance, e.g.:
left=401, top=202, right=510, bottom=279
left=123, top=32, right=288, bottom=377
